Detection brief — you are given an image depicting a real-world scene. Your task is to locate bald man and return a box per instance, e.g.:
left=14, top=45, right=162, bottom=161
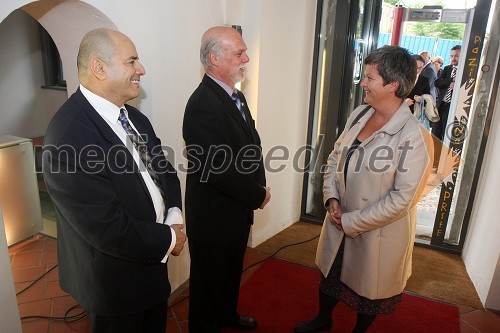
left=43, top=28, right=186, bottom=333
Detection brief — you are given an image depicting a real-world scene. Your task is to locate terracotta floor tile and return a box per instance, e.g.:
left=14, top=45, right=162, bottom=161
left=11, top=266, right=47, bottom=283
left=45, top=265, right=59, bottom=283
left=18, top=298, right=52, bottom=318
left=21, top=318, right=49, bottom=333
left=459, top=319, right=479, bottom=333
left=16, top=280, right=45, bottom=304
left=460, top=309, right=500, bottom=333
left=11, top=251, right=42, bottom=269
left=9, top=235, right=44, bottom=254
left=171, top=297, right=189, bottom=322
left=44, top=281, right=69, bottom=299
left=166, top=317, right=181, bottom=333
left=178, top=320, right=189, bottom=333
left=43, top=238, right=57, bottom=252
left=457, top=303, right=478, bottom=315
left=167, top=307, right=175, bottom=319
left=41, top=251, right=58, bottom=265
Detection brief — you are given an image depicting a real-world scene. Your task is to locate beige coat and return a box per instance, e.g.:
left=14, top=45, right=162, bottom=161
left=316, top=103, right=432, bottom=300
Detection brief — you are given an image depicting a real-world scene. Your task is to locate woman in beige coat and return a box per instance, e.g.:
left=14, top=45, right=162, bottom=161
left=295, top=46, right=432, bottom=333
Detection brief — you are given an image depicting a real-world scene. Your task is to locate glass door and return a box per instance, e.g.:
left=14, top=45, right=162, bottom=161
left=301, top=0, right=382, bottom=223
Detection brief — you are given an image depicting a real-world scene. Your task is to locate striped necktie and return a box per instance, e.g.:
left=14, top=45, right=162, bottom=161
left=443, top=66, right=457, bottom=103
left=231, top=89, right=247, bottom=122
left=118, top=108, right=166, bottom=203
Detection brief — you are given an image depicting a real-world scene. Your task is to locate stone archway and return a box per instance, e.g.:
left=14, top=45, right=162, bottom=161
left=19, top=0, right=116, bottom=95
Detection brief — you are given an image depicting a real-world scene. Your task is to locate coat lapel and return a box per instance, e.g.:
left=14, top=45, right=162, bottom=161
left=203, top=75, right=254, bottom=139
left=74, top=89, right=153, bottom=204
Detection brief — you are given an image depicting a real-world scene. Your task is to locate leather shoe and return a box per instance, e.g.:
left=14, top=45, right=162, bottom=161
left=223, top=314, right=258, bottom=330
left=294, top=317, right=332, bottom=333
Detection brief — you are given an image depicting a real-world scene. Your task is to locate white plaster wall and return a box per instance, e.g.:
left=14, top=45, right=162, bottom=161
left=0, top=9, right=66, bottom=138
left=247, top=0, right=316, bottom=246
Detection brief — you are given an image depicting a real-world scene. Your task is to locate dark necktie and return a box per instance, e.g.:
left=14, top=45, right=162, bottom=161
left=444, top=66, right=457, bottom=103
left=118, top=108, right=166, bottom=203
left=231, top=89, right=247, bottom=122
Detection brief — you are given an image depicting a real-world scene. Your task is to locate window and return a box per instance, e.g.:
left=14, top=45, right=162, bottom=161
left=39, top=24, right=66, bottom=90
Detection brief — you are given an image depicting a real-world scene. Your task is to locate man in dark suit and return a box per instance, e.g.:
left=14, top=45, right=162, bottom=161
left=183, top=26, right=271, bottom=333
left=419, top=51, right=437, bottom=102
left=406, top=54, right=430, bottom=114
left=42, top=28, right=186, bottom=333
left=432, top=45, right=461, bottom=142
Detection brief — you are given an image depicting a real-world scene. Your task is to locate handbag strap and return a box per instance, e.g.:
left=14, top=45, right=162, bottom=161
left=349, top=105, right=372, bottom=130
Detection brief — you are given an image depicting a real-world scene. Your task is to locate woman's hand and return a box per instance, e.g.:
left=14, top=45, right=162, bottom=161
left=414, top=95, right=422, bottom=103
left=405, top=98, right=414, bottom=107
left=328, top=198, right=343, bottom=231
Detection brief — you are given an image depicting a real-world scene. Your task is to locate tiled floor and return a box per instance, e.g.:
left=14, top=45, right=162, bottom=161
left=9, top=234, right=500, bottom=332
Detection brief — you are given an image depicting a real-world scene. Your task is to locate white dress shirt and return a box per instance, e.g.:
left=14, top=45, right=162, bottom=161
left=80, top=85, right=181, bottom=262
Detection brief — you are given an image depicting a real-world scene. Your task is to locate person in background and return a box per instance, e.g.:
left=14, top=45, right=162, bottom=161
left=43, top=28, right=186, bottom=333
left=419, top=51, right=437, bottom=103
left=294, top=46, right=431, bottom=333
left=432, top=56, right=444, bottom=77
left=406, top=54, right=430, bottom=114
left=183, top=26, right=271, bottom=333
left=431, top=56, right=445, bottom=104
left=432, top=45, right=461, bottom=152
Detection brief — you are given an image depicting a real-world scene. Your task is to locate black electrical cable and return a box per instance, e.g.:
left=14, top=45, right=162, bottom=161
left=242, top=233, right=320, bottom=272
left=20, top=307, right=86, bottom=322
left=16, top=264, right=58, bottom=296
left=167, top=233, right=320, bottom=309
left=19, top=232, right=320, bottom=322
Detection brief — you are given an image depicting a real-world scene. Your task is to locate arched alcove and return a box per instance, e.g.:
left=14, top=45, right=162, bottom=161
left=20, top=0, right=117, bottom=95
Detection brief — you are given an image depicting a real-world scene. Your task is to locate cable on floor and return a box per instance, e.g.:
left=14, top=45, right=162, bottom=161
left=16, top=264, right=58, bottom=296
left=167, top=233, right=320, bottom=309
left=17, top=233, right=320, bottom=322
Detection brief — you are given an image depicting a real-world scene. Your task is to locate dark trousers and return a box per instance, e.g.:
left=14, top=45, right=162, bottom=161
left=188, top=227, right=250, bottom=333
left=87, top=301, right=168, bottom=333
left=431, top=101, right=451, bottom=142
left=431, top=101, right=451, bottom=166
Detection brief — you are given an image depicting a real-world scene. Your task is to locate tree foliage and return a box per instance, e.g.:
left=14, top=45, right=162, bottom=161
left=411, top=22, right=465, bottom=40
left=383, top=0, right=466, bottom=40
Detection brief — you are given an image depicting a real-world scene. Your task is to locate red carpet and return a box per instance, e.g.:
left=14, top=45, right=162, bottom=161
left=224, top=259, right=460, bottom=333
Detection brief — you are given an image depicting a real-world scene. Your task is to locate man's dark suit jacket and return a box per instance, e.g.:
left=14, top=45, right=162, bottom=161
left=435, top=64, right=456, bottom=108
left=408, top=75, right=431, bottom=113
left=183, top=75, right=266, bottom=244
left=420, top=62, right=437, bottom=102
left=42, top=88, right=182, bottom=316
